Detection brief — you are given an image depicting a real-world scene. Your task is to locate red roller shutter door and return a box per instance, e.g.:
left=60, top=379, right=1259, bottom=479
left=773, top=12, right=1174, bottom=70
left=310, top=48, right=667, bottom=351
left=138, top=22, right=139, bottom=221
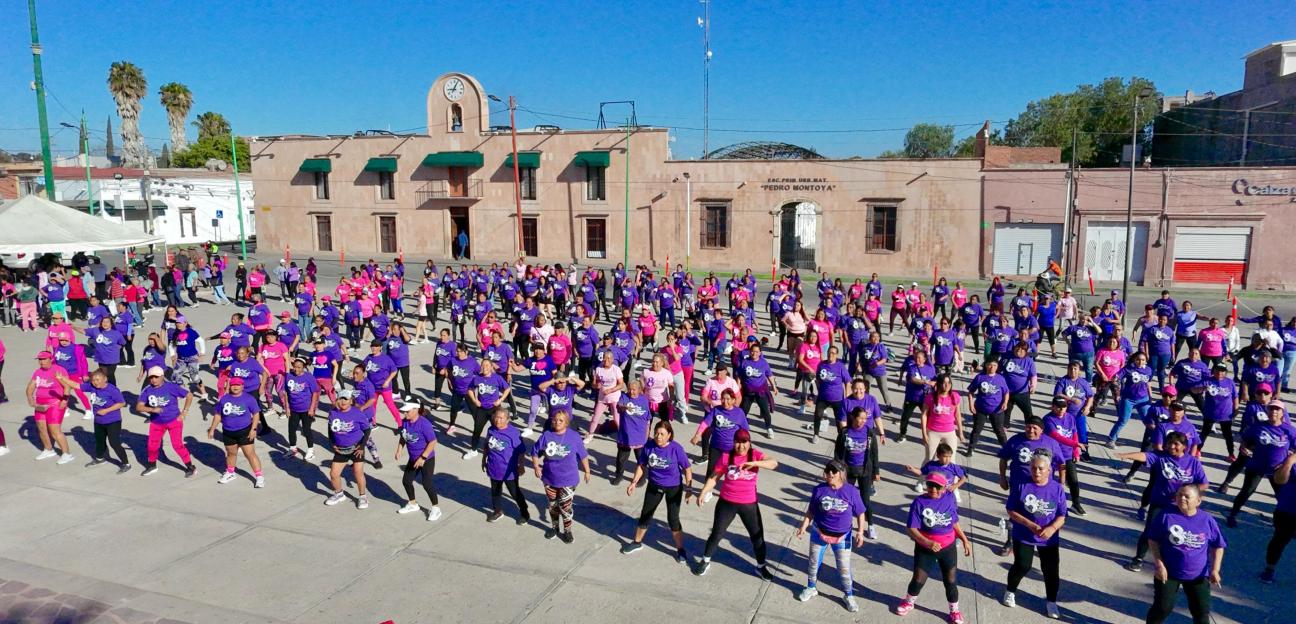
left=1172, top=227, right=1250, bottom=285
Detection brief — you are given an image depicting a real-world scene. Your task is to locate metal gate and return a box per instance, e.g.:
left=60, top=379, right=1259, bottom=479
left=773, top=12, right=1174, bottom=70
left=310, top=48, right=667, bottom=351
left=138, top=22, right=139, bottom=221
left=1084, top=221, right=1148, bottom=282
left=993, top=223, right=1061, bottom=276
left=779, top=202, right=817, bottom=270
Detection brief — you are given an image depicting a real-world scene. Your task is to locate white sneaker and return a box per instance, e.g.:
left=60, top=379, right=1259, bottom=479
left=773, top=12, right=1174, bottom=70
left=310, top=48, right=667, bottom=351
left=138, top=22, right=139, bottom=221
left=797, top=587, right=819, bottom=602
left=462, top=449, right=480, bottom=460
left=35, top=449, right=57, bottom=461
left=0, top=446, right=9, bottom=457
left=1045, top=602, right=1060, bottom=619
left=325, top=491, right=346, bottom=506
left=913, top=482, right=926, bottom=494
left=81, top=411, right=93, bottom=420
left=218, top=471, right=237, bottom=484
left=56, top=453, right=75, bottom=465
left=398, top=501, right=421, bottom=514
left=1002, top=591, right=1017, bottom=608
left=866, top=526, right=878, bottom=540
left=254, top=475, right=265, bottom=488
left=304, top=448, right=316, bottom=461
left=427, top=506, right=443, bottom=522
left=678, top=414, right=689, bottom=424
left=356, top=495, right=369, bottom=510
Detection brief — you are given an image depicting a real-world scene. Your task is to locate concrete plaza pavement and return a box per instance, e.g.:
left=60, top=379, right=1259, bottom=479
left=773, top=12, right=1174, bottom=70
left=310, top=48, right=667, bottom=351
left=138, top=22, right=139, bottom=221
left=0, top=257, right=1288, bottom=623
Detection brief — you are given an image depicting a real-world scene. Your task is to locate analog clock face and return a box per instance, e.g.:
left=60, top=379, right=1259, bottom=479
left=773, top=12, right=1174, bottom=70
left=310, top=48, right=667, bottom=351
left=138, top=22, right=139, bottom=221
left=444, top=78, right=465, bottom=102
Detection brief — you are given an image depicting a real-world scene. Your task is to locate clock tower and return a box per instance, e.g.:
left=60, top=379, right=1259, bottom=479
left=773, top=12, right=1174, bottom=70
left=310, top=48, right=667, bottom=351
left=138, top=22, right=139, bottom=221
left=426, top=73, right=490, bottom=137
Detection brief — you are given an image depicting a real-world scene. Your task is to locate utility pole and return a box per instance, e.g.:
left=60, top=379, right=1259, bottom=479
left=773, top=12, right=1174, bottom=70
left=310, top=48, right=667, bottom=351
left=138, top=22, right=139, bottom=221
left=27, top=0, right=55, bottom=199
left=1060, top=127, right=1077, bottom=288
left=683, top=172, right=692, bottom=272
left=699, top=0, right=712, bottom=158
left=230, top=133, right=247, bottom=261
left=509, top=96, right=523, bottom=257
left=624, top=118, right=631, bottom=266
left=1122, top=87, right=1155, bottom=305
left=81, top=114, right=93, bottom=214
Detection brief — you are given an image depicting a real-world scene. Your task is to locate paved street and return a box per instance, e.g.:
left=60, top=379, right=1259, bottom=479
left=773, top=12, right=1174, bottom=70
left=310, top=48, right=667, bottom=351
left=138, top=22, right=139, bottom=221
left=0, top=258, right=1287, bottom=624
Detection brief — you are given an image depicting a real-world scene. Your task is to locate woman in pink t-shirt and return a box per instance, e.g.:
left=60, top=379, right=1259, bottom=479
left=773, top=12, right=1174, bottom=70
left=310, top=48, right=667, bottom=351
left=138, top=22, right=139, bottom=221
left=889, top=286, right=909, bottom=334
left=782, top=300, right=810, bottom=358
left=809, top=309, right=834, bottom=359
left=1197, top=316, right=1227, bottom=368
left=1093, top=336, right=1128, bottom=408
left=640, top=354, right=676, bottom=422
left=689, top=429, right=779, bottom=578
left=661, top=332, right=688, bottom=422
left=547, top=324, right=573, bottom=371
left=702, top=365, right=741, bottom=410
left=795, top=332, right=823, bottom=410
left=27, top=351, right=71, bottom=462
left=257, top=332, right=290, bottom=410
left=921, top=374, right=963, bottom=460
left=589, top=351, right=626, bottom=438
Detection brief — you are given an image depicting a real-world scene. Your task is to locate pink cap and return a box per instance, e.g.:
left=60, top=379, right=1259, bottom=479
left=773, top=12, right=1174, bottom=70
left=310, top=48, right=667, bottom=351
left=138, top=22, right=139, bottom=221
left=924, top=472, right=949, bottom=487
left=36, top=351, right=52, bottom=359
left=1257, top=383, right=1274, bottom=394
left=278, top=310, right=292, bottom=318
left=1163, top=385, right=1178, bottom=396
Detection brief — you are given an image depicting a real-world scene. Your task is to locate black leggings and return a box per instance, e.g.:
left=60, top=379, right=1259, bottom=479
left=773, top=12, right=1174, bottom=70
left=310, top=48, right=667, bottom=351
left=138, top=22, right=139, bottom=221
left=94, top=421, right=129, bottom=464
left=401, top=457, right=438, bottom=504
left=397, top=366, right=411, bottom=397
left=740, top=392, right=773, bottom=430
left=433, top=373, right=447, bottom=403
left=812, top=398, right=843, bottom=434
left=1199, top=420, right=1235, bottom=457
left=966, top=410, right=1007, bottom=454
left=908, top=542, right=959, bottom=603
left=702, top=499, right=767, bottom=565
left=470, top=405, right=492, bottom=450
left=1004, top=391, right=1033, bottom=424
left=898, top=400, right=922, bottom=439
left=1146, top=577, right=1211, bottom=624
left=846, top=464, right=875, bottom=525
left=1062, top=459, right=1082, bottom=506
left=614, top=445, right=635, bottom=477
left=1135, top=506, right=1165, bottom=560
left=288, top=411, right=314, bottom=448
left=1229, top=470, right=1279, bottom=518
left=101, top=364, right=118, bottom=387
left=1267, top=510, right=1296, bottom=567
left=491, top=478, right=529, bottom=518
left=1007, top=540, right=1059, bottom=601
left=638, top=483, right=683, bottom=531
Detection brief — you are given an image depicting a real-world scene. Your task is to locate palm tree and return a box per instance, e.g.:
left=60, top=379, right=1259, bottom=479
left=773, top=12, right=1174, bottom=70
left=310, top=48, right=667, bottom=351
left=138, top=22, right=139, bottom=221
left=193, top=111, right=231, bottom=141
left=158, top=82, right=192, bottom=153
left=107, top=61, right=148, bottom=167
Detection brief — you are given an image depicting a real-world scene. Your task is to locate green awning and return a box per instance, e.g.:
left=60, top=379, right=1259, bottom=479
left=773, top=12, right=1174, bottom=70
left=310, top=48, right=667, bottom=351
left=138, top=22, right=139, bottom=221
left=573, top=151, right=610, bottom=168
left=299, top=158, right=332, bottom=173
left=422, top=151, right=484, bottom=168
left=363, top=157, right=398, bottom=173
left=503, top=151, right=541, bottom=169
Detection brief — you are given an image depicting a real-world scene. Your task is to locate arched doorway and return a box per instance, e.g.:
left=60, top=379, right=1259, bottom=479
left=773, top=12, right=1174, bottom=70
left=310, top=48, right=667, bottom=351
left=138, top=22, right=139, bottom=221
left=779, top=201, right=818, bottom=270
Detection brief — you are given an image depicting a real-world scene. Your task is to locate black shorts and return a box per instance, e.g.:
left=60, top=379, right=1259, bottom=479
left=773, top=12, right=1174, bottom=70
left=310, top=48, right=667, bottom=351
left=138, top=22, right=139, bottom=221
left=222, top=427, right=255, bottom=446
left=332, top=445, right=361, bottom=464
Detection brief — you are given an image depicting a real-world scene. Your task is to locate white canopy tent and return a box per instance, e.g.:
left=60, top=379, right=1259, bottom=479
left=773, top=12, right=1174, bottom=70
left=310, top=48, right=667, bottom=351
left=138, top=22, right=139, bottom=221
left=0, top=194, right=164, bottom=254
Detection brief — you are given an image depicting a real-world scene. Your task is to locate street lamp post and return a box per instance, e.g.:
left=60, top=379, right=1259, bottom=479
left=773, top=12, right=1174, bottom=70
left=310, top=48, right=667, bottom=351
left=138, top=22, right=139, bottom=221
left=683, top=172, right=691, bottom=272
left=489, top=94, right=524, bottom=258
left=1121, top=86, right=1155, bottom=305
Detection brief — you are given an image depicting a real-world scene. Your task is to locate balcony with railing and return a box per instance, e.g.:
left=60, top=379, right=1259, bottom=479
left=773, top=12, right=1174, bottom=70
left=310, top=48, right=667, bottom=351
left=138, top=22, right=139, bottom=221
left=416, top=178, right=483, bottom=203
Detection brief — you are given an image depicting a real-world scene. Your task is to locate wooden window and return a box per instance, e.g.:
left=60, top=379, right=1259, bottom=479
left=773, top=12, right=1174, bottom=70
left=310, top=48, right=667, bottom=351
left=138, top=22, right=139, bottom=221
left=586, top=218, right=607, bottom=258
left=315, top=215, right=332, bottom=252
left=702, top=204, right=729, bottom=248
left=866, top=204, right=898, bottom=251
left=448, top=167, right=467, bottom=197
left=521, top=217, right=539, bottom=257
left=378, top=216, right=397, bottom=253
left=378, top=170, right=395, bottom=200
left=585, top=166, right=605, bottom=201
left=313, top=171, right=330, bottom=200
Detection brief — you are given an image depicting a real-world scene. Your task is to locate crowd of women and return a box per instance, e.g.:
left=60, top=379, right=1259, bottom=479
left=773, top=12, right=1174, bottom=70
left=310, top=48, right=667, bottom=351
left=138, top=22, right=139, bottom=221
left=4, top=254, right=1293, bottom=624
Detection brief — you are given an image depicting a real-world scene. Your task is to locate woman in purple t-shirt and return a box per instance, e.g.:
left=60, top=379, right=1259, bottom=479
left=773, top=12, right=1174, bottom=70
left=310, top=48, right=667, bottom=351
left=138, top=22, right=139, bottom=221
left=1002, top=455, right=1068, bottom=618
left=895, top=472, right=972, bottom=624
left=206, top=377, right=265, bottom=487
left=622, top=420, right=693, bottom=561
left=1146, top=484, right=1225, bottom=624
left=531, top=410, right=591, bottom=543
left=794, top=459, right=868, bottom=613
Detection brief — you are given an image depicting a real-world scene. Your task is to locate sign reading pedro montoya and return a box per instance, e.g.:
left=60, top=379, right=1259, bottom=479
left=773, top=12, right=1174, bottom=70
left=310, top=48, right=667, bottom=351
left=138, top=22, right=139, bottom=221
left=760, top=178, right=836, bottom=192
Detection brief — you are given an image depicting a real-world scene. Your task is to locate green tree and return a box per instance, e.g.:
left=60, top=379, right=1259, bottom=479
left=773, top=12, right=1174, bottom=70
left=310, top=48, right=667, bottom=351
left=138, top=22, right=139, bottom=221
left=158, top=82, right=193, bottom=152
left=954, top=133, right=979, bottom=157
left=1001, top=76, right=1158, bottom=167
left=172, top=134, right=249, bottom=170
left=193, top=111, right=231, bottom=141
left=107, top=61, right=148, bottom=167
left=903, top=123, right=956, bottom=158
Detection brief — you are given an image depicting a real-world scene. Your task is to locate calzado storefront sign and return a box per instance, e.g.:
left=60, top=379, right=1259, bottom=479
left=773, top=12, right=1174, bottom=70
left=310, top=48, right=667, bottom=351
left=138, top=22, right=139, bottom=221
left=1233, top=178, right=1296, bottom=197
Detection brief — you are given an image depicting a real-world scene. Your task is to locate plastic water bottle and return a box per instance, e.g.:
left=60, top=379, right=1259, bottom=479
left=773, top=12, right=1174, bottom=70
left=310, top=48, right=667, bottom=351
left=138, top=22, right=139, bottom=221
left=998, top=518, right=1008, bottom=537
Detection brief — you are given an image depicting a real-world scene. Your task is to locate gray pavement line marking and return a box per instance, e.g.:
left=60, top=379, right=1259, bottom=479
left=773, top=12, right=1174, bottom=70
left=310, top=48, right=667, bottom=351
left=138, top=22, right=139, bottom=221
left=0, top=555, right=289, bottom=624
left=511, top=539, right=609, bottom=624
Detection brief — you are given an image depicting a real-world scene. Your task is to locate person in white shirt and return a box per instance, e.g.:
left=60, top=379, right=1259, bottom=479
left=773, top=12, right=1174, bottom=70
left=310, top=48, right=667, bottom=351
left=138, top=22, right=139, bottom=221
left=1057, top=288, right=1078, bottom=327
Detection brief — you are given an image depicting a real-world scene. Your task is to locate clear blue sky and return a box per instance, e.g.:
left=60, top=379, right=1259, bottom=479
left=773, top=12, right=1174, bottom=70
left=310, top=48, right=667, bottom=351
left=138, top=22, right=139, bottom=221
left=3, top=0, right=1295, bottom=160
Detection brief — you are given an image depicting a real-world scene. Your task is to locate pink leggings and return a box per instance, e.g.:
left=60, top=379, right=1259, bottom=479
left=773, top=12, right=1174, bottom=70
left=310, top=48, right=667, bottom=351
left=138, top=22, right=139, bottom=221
left=147, top=419, right=191, bottom=464
left=377, top=388, right=401, bottom=426
left=66, top=375, right=91, bottom=411
left=590, top=399, right=620, bottom=434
